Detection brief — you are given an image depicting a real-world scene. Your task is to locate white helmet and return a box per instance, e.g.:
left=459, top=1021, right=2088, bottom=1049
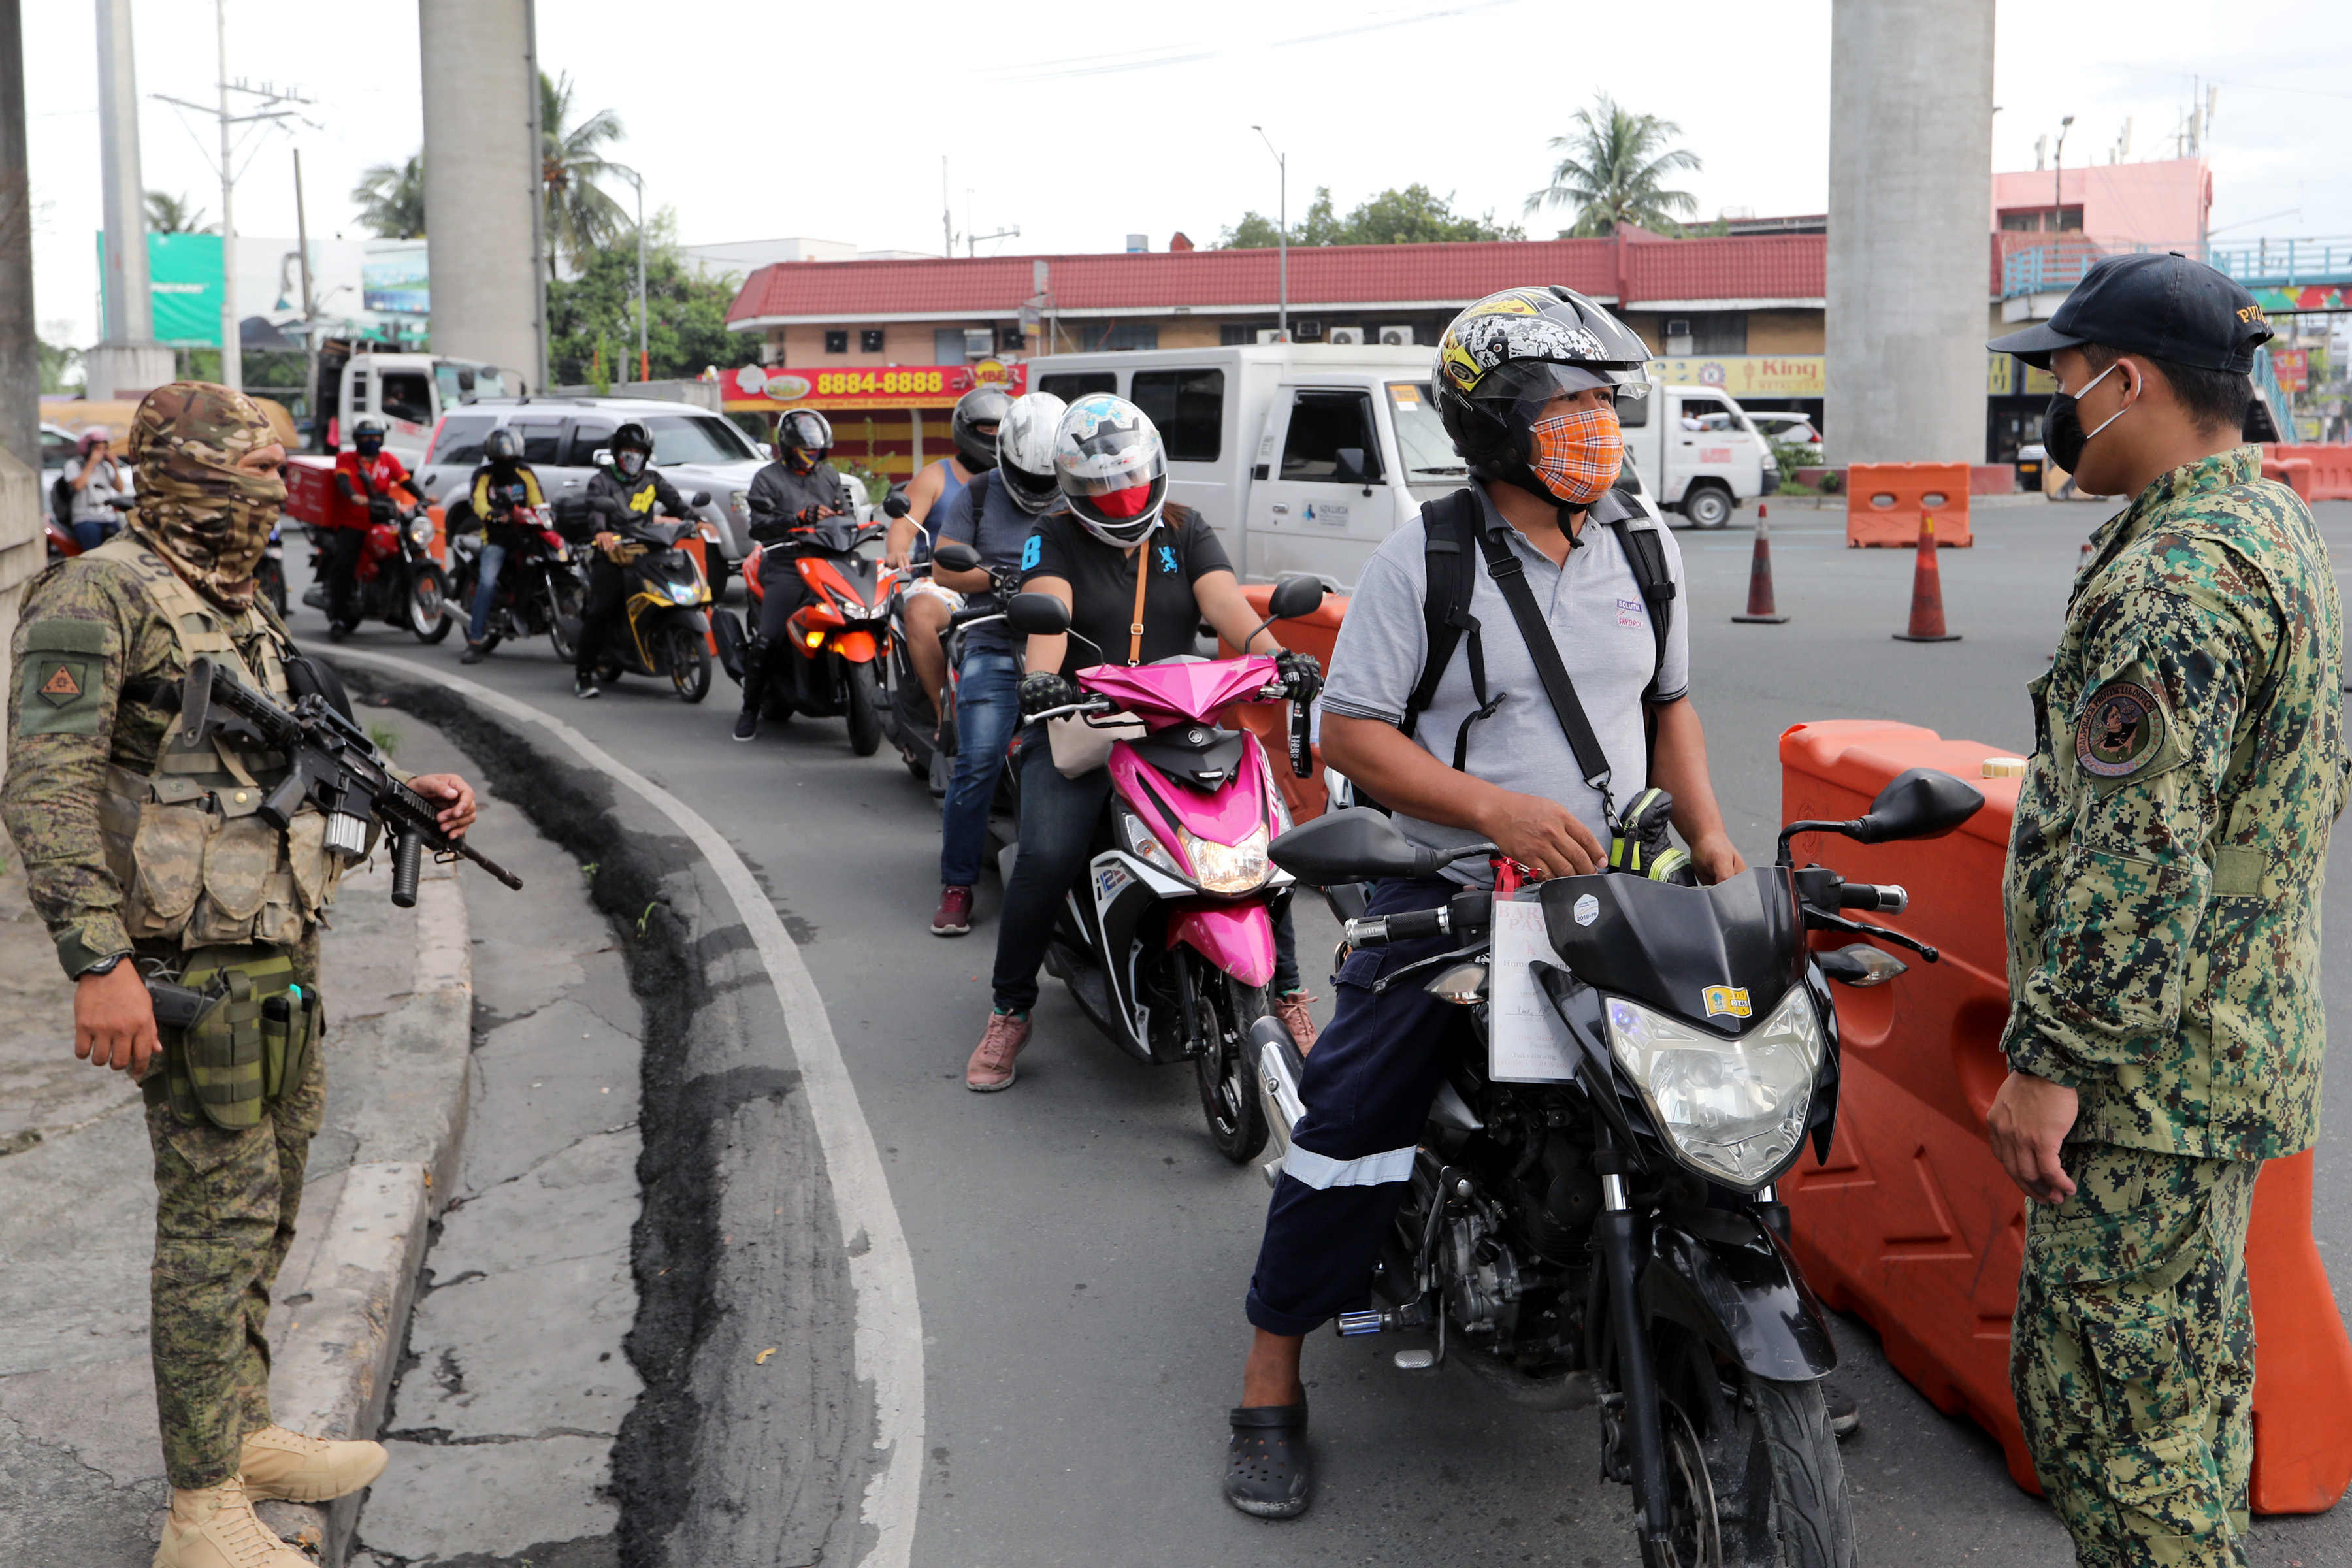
left=1052, top=394, right=1167, bottom=547
left=996, top=391, right=1068, bottom=515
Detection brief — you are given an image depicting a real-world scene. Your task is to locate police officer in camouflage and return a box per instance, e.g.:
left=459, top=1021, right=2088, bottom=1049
left=1988, top=256, right=2347, bottom=1567
left=2, top=383, right=479, bottom=1568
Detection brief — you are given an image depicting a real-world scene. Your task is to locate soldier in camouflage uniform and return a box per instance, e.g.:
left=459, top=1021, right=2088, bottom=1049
left=3, top=383, right=478, bottom=1568
left=1988, top=257, right=2348, bottom=1567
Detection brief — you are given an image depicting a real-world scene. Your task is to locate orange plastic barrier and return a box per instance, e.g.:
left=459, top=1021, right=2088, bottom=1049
left=2262, top=458, right=2317, bottom=504
left=1217, top=583, right=1350, bottom=823
left=676, top=535, right=721, bottom=655
left=1846, top=462, right=1974, bottom=549
left=1778, top=719, right=2352, bottom=1512
left=2261, top=444, right=2352, bottom=502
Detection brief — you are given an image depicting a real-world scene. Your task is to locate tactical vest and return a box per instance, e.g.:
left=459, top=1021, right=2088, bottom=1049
left=88, top=535, right=347, bottom=949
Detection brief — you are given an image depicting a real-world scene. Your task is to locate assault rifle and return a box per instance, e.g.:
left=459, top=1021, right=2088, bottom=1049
left=176, top=655, right=523, bottom=908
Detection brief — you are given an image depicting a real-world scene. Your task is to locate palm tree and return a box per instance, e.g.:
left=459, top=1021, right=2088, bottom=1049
left=1526, top=94, right=1703, bottom=237
left=145, top=191, right=212, bottom=234
left=352, top=154, right=427, bottom=239
left=540, top=70, right=631, bottom=272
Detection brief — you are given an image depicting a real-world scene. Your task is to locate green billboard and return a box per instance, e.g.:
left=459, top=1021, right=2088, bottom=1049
left=97, top=231, right=223, bottom=347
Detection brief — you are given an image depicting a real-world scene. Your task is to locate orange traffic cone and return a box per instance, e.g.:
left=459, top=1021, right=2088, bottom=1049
left=1893, top=512, right=1960, bottom=643
left=1733, top=504, right=1788, bottom=624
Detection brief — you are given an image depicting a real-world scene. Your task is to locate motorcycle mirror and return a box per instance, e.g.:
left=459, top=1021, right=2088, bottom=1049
left=591, top=449, right=611, bottom=468
left=1004, top=592, right=1071, bottom=637
left=1853, top=768, right=1984, bottom=845
left=1269, top=808, right=1427, bottom=885
left=691, top=491, right=713, bottom=508
left=933, top=540, right=982, bottom=574
left=1266, top=574, right=1325, bottom=622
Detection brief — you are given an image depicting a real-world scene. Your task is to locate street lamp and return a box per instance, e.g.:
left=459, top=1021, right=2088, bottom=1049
left=1251, top=125, right=1286, bottom=343
left=2052, top=114, right=2074, bottom=232
left=613, top=164, right=649, bottom=384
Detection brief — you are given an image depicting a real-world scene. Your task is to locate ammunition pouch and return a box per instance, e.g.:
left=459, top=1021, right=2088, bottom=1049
left=147, top=951, right=323, bottom=1131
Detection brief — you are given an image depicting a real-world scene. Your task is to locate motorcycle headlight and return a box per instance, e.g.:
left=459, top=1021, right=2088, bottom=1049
left=1604, top=984, right=1820, bottom=1188
left=667, top=580, right=700, bottom=605
left=406, top=515, right=434, bottom=547
left=1175, top=822, right=1271, bottom=894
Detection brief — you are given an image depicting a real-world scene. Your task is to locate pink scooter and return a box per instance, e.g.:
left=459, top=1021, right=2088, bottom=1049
left=1003, top=576, right=1324, bottom=1162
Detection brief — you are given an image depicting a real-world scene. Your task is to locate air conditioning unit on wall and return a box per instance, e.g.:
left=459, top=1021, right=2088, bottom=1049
left=1327, top=327, right=1365, bottom=345
left=1375, top=325, right=1414, bottom=346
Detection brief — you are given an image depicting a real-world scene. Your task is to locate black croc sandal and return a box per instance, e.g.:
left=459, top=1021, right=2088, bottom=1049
left=1223, top=1402, right=1311, bottom=1519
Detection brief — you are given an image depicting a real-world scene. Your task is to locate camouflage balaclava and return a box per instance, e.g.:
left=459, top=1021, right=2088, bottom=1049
left=125, top=381, right=284, bottom=607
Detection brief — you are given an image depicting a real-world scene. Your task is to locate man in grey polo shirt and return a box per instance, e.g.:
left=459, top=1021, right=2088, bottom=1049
left=1222, top=286, right=1746, bottom=1520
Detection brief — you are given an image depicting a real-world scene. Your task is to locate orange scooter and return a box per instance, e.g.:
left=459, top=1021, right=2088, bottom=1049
left=717, top=515, right=892, bottom=755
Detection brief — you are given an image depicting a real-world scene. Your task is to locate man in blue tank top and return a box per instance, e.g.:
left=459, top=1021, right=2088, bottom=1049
left=885, top=387, right=1009, bottom=727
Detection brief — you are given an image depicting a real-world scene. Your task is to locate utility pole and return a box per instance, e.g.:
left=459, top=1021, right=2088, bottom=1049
left=2051, top=114, right=2073, bottom=231
left=615, top=166, right=648, bottom=382
left=152, top=0, right=314, bottom=395
left=941, top=156, right=953, bottom=257
left=0, top=0, right=35, bottom=470
left=293, top=149, right=318, bottom=443
left=1251, top=126, right=1286, bottom=342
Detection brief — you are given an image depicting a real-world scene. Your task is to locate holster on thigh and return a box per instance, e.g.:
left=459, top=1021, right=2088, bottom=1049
left=145, top=950, right=323, bottom=1132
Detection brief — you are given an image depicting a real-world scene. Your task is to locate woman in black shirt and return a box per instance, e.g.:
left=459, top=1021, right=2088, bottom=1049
left=964, top=396, right=1320, bottom=1091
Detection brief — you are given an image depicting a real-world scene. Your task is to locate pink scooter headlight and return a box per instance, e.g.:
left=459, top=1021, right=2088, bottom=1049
left=1175, top=823, right=1271, bottom=894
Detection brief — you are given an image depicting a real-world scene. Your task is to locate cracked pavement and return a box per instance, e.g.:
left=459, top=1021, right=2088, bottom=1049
left=351, top=720, right=642, bottom=1568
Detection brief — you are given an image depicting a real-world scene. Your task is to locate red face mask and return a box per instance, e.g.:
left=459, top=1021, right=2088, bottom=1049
left=1527, top=404, right=1623, bottom=506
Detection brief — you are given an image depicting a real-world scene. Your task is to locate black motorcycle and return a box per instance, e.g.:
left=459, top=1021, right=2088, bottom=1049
left=579, top=506, right=717, bottom=702
left=879, top=539, right=1023, bottom=795
left=448, top=517, right=588, bottom=662
left=1258, top=768, right=1983, bottom=1568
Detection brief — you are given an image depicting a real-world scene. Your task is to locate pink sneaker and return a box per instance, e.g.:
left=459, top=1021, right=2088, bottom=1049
left=966, top=1011, right=1031, bottom=1091
left=1273, top=990, right=1320, bottom=1055
left=932, top=885, right=974, bottom=936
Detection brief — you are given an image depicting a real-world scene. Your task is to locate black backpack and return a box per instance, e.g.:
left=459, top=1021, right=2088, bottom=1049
left=1397, top=487, right=1676, bottom=778
left=49, top=472, right=73, bottom=531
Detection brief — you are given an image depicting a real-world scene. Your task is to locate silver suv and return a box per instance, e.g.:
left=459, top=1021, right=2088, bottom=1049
left=415, top=397, right=788, bottom=583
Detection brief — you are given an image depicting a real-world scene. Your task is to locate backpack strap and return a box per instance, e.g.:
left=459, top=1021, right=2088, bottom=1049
left=1470, top=523, right=1616, bottom=814
left=1606, top=515, right=1675, bottom=702
left=1400, top=489, right=1488, bottom=755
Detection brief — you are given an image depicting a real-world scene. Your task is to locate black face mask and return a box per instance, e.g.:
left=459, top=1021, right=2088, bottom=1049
left=2042, top=362, right=2126, bottom=473
left=355, top=439, right=383, bottom=459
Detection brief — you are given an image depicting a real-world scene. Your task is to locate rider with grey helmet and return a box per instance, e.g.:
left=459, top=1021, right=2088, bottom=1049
left=960, top=395, right=1323, bottom=1091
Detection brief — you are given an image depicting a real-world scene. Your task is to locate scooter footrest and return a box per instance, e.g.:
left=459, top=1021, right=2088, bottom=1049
left=1335, top=1311, right=1386, bottom=1337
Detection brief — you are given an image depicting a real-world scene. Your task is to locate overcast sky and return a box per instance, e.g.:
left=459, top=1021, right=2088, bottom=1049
left=20, top=0, right=2351, bottom=352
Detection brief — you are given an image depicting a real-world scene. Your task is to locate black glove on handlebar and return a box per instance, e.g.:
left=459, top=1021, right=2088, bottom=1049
left=1275, top=649, right=1322, bottom=704
left=368, top=497, right=394, bottom=525
left=1018, top=671, right=1077, bottom=719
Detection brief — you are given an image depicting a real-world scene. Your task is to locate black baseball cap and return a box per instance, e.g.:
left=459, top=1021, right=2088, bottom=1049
left=1988, top=252, right=2272, bottom=373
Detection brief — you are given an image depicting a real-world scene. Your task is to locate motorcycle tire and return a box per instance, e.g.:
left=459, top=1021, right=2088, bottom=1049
left=408, top=565, right=454, bottom=644
left=1196, top=972, right=1271, bottom=1164
left=550, top=577, right=585, bottom=664
left=845, top=661, right=884, bottom=757
left=668, top=624, right=712, bottom=703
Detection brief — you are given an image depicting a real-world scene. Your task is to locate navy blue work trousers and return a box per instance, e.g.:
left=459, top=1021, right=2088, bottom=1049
left=1246, top=875, right=1462, bottom=1336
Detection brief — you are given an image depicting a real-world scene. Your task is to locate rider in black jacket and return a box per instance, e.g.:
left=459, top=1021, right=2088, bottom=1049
left=734, top=409, right=852, bottom=740
left=573, top=421, right=689, bottom=698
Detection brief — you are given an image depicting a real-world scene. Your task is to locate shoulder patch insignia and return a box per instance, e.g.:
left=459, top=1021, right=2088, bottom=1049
left=2076, top=679, right=2166, bottom=778
left=38, top=662, right=84, bottom=703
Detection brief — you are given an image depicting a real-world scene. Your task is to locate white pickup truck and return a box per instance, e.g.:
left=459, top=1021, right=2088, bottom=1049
left=306, top=347, right=513, bottom=470
left=1029, top=344, right=1769, bottom=587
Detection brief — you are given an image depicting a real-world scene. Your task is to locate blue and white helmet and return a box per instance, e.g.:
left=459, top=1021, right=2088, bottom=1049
left=1052, top=395, right=1167, bottom=547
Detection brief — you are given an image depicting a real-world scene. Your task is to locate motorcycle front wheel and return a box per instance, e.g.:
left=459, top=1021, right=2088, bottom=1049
left=845, top=660, right=884, bottom=756
left=1195, top=970, right=1271, bottom=1164
left=667, top=623, right=711, bottom=703
left=408, top=564, right=453, bottom=644
left=549, top=576, right=585, bottom=663
left=1648, top=1326, right=1857, bottom=1568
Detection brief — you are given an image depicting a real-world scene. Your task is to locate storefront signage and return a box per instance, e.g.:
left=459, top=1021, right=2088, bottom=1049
left=1648, top=355, right=1825, bottom=397
left=2273, top=348, right=2309, bottom=393
left=722, top=359, right=1026, bottom=412
left=1987, top=354, right=2059, bottom=397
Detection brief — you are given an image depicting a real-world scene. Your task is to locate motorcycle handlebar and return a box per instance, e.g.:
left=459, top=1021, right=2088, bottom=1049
left=1838, top=882, right=1909, bottom=915
left=1346, top=907, right=1449, bottom=948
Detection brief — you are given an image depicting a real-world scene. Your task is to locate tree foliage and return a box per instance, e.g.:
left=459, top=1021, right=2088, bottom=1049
left=351, top=154, right=427, bottom=240
left=1217, top=184, right=1524, bottom=248
left=541, top=70, right=631, bottom=274
left=547, top=211, right=741, bottom=387
left=145, top=191, right=212, bottom=235
left=1526, top=93, right=1703, bottom=237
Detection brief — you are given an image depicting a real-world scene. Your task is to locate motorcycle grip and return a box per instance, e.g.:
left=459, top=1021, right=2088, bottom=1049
left=1345, top=907, right=1449, bottom=948
left=1838, top=882, right=1908, bottom=915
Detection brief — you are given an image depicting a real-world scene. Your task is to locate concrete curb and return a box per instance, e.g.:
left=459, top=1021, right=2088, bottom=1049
left=264, top=868, right=472, bottom=1562
left=320, top=651, right=915, bottom=1568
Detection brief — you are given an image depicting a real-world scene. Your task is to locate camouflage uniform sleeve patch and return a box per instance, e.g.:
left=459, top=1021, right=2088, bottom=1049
left=2072, top=662, right=2187, bottom=796
left=15, top=619, right=116, bottom=738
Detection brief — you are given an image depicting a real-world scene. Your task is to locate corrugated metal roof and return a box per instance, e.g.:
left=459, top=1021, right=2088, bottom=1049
left=723, top=233, right=1824, bottom=325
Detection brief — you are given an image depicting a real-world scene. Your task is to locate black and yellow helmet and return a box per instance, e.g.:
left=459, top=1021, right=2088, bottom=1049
left=1434, top=286, right=1650, bottom=493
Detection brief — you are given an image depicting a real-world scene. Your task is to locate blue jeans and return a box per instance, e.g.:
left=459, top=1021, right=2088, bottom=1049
left=466, top=542, right=508, bottom=644
left=939, top=652, right=1021, bottom=888
left=71, top=517, right=109, bottom=553
left=989, top=731, right=1305, bottom=1013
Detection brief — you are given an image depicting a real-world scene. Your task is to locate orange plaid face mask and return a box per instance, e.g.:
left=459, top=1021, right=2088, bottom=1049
left=1527, top=404, right=1623, bottom=506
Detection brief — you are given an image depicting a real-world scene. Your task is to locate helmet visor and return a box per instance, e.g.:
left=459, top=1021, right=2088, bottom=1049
left=1475, top=359, right=1648, bottom=406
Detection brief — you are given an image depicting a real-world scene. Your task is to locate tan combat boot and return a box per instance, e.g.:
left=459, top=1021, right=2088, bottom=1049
left=152, top=1476, right=312, bottom=1568
left=239, top=1422, right=390, bottom=1503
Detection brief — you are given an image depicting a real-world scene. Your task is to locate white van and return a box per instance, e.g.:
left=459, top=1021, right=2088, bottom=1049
left=1624, top=382, right=1776, bottom=529
left=312, top=350, right=513, bottom=470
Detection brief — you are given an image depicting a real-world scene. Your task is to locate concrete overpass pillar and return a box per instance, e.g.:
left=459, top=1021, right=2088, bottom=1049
left=1825, top=0, right=1996, bottom=468
left=89, top=0, right=172, bottom=402
left=419, top=0, right=544, bottom=390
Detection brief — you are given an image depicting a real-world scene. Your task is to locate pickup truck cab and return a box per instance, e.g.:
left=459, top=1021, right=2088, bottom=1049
left=1624, top=382, right=1775, bottom=529
left=308, top=348, right=513, bottom=471
left=1031, top=344, right=1697, bottom=588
